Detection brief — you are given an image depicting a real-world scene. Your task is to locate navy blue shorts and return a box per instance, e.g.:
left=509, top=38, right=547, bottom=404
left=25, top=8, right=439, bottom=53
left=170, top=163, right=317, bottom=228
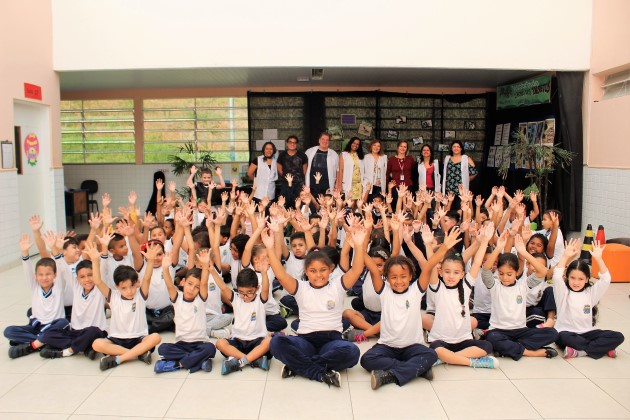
left=221, top=337, right=271, bottom=358
left=109, top=336, right=144, bottom=349
left=430, top=338, right=493, bottom=355
left=360, top=308, right=382, bottom=325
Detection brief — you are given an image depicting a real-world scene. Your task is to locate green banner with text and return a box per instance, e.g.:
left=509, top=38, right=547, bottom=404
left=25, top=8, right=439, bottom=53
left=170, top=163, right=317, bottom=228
left=497, top=75, right=552, bottom=110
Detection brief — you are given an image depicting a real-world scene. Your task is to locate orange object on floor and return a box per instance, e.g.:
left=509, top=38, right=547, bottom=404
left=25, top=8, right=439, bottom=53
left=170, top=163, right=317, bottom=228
left=591, top=243, right=630, bottom=282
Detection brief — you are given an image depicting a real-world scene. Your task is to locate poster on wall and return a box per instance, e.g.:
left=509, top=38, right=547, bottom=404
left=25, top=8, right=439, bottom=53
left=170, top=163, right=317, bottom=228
left=501, top=123, right=511, bottom=145
left=543, top=118, right=555, bottom=146
left=24, top=133, right=40, bottom=166
left=496, top=74, right=552, bottom=110
left=1, top=141, right=14, bottom=169
left=518, top=123, right=527, bottom=142
left=494, top=146, right=503, bottom=167
left=494, top=124, right=503, bottom=145
left=487, top=146, right=496, bottom=167
left=358, top=123, right=373, bottom=137
left=526, top=122, right=538, bottom=144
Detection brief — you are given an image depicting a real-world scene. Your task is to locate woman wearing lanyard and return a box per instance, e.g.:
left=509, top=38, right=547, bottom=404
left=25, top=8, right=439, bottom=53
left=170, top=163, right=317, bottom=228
left=363, top=139, right=388, bottom=202
left=386, top=140, right=415, bottom=207
left=247, top=141, right=278, bottom=202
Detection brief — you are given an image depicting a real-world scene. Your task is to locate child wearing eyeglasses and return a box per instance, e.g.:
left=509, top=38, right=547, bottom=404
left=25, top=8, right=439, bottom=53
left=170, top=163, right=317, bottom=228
left=207, top=221, right=272, bottom=375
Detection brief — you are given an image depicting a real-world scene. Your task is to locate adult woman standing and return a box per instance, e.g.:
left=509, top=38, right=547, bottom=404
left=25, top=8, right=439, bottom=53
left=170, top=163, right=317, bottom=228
left=363, top=139, right=388, bottom=201
left=247, top=141, right=278, bottom=201
left=339, top=137, right=365, bottom=201
left=387, top=140, right=415, bottom=201
left=442, top=140, right=477, bottom=208
left=417, top=144, right=441, bottom=192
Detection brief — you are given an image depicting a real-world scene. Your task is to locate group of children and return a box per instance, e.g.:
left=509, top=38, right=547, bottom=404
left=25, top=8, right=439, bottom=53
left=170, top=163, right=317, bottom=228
left=3, top=165, right=624, bottom=390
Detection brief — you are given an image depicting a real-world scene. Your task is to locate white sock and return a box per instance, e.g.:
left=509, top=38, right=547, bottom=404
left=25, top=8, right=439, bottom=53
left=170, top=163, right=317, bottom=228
left=62, top=348, right=74, bottom=357
left=576, top=350, right=587, bottom=357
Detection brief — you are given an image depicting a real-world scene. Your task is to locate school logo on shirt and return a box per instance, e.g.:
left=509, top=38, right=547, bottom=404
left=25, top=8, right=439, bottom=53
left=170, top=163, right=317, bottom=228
left=327, top=300, right=335, bottom=310
left=251, top=311, right=257, bottom=321
left=516, top=295, right=523, bottom=304
left=583, top=304, right=591, bottom=315
left=194, top=306, right=198, bottom=314
left=132, top=303, right=137, bottom=312
left=209, top=282, right=216, bottom=291
left=405, top=300, right=410, bottom=309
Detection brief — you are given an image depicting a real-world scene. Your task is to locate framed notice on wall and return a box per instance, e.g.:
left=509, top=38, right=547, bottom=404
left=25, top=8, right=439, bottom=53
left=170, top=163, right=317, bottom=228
left=1, top=141, right=14, bottom=169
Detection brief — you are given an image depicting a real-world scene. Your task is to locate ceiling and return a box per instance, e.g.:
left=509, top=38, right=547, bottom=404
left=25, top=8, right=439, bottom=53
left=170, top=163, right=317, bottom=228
left=59, top=67, right=541, bottom=92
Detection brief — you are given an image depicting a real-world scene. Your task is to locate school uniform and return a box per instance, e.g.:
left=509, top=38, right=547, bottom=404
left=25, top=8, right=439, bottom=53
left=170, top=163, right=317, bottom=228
left=356, top=271, right=382, bottom=325
left=139, top=264, right=176, bottom=333
left=360, top=280, right=437, bottom=386
left=428, top=274, right=493, bottom=355
left=535, top=228, right=565, bottom=268
left=221, top=290, right=271, bottom=358
left=483, top=269, right=558, bottom=360
left=270, top=275, right=360, bottom=381
left=3, top=257, right=69, bottom=345
left=525, top=279, right=556, bottom=328
left=553, top=269, right=624, bottom=359
left=471, top=270, right=492, bottom=329
left=245, top=265, right=287, bottom=332
left=39, top=271, right=108, bottom=353
left=158, top=291, right=216, bottom=372
left=107, top=287, right=151, bottom=350
left=53, top=255, right=79, bottom=319
left=100, top=249, right=134, bottom=289
left=204, top=266, right=233, bottom=334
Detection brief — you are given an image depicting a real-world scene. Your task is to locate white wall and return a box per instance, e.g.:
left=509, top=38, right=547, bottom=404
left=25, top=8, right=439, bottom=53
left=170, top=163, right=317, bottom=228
left=0, top=171, right=20, bottom=268
left=582, top=167, right=630, bottom=240
left=52, top=0, right=592, bottom=71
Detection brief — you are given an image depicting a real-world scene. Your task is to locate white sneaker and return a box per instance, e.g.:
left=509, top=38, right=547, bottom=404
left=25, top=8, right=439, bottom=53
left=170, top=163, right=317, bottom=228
left=210, top=326, right=232, bottom=339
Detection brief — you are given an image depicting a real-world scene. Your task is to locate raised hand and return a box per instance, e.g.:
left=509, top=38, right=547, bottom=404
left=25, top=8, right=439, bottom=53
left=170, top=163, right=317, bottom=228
left=514, top=190, right=524, bottom=203
left=550, top=211, right=560, bottom=228
left=285, top=173, right=294, bottom=186
left=142, top=243, right=161, bottom=262
left=514, top=234, right=528, bottom=255
left=89, top=212, right=103, bottom=230
left=190, top=165, right=198, bottom=175
left=314, top=172, right=322, bottom=185
left=349, top=225, right=368, bottom=248
left=162, top=251, right=173, bottom=270
left=443, top=227, right=462, bottom=250
left=589, top=240, right=606, bottom=259
left=529, top=191, right=538, bottom=202
left=260, top=228, right=275, bottom=249
left=28, top=214, right=43, bottom=231
left=156, top=179, right=164, bottom=191
left=277, top=195, right=286, bottom=208
left=101, top=193, right=111, bottom=208
left=563, top=238, right=582, bottom=260
left=496, top=230, right=509, bottom=250
left=19, top=234, right=33, bottom=254
left=215, top=167, right=222, bottom=177
left=128, top=191, right=137, bottom=206
left=168, top=181, right=176, bottom=193
left=42, top=230, right=57, bottom=250
left=480, top=222, right=495, bottom=243
left=84, top=242, right=101, bottom=261
left=97, top=231, right=114, bottom=248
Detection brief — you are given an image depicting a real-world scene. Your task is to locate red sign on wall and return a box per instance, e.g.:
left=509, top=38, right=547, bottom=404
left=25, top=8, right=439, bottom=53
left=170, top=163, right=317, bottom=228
left=24, top=83, right=42, bottom=100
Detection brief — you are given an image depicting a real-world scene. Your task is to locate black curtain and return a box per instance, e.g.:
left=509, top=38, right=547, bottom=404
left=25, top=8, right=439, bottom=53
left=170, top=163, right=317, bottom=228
left=555, top=72, right=584, bottom=232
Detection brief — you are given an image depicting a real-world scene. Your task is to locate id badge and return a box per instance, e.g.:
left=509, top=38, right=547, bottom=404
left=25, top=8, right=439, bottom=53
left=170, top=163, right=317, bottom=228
left=400, top=175, right=405, bottom=181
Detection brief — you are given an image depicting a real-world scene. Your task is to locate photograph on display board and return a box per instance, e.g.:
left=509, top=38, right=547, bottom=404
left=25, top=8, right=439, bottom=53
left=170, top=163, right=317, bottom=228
left=535, top=121, right=545, bottom=144
left=526, top=122, right=538, bottom=144
left=501, top=123, right=510, bottom=145
left=502, top=146, right=511, bottom=167
left=487, top=146, right=496, bottom=167
left=463, top=121, right=476, bottom=130
left=494, top=124, right=503, bottom=145
left=385, top=130, right=399, bottom=140
left=421, top=120, right=433, bottom=129
left=464, top=142, right=475, bottom=151
left=437, top=144, right=449, bottom=152
left=519, top=122, right=527, bottom=142
left=494, top=146, right=503, bottom=167
left=444, top=130, right=456, bottom=139
left=543, top=118, right=555, bottom=146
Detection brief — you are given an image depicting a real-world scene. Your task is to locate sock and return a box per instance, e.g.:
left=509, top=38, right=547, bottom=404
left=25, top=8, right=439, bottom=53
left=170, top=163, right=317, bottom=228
left=62, top=348, right=74, bottom=357
left=238, top=357, right=249, bottom=367
left=115, top=356, right=121, bottom=365
left=31, top=342, right=38, bottom=350
left=576, top=350, right=587, bottom=357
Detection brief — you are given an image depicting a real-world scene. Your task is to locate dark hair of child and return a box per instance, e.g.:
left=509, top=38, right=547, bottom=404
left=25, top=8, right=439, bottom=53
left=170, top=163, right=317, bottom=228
left=442, top=251, right=466, bottom=318
left=35, top=257, right=57, bottom=274
left=236, top=268, right=259, bottom=288
left=186, top=267, right=202, bottom=280
left=319, top=245, right=340, bottom=267
left=63, top=237, right=79, bottom=250
left=220, top=225, right=230, bottom=238
left=497, top=252, right=519, bottom=271
left=370, top=236, right=391, bottom=252
left=309, top=214, right=322, bottom=222
left=304, top=248, right=334, bottom=270
left=383, top=255, right=416, bottom=280
left=530, top=252, right=548, bottom=263
left=191, top=225, right=208, bottom=236
left=312, top=231, right=328, bottom=246
left=150, top=226, right=166, bottom=236
left=193, top=232, right=210, bottom=249
left=108, top=234, right=126, bottom=251
left=528, top=233, right=549, bottom=251
left=544, top=209, right=562, bottom=222
left=368, top=246, right=390, bottom=261
left=75, top=233, right=89, bottom=244
left=113, top=265, right=139, bottom=286
left=200, top=168, right=213, bottom=176
left=445, top=210, right=461, bottom=224
left=231, top=234, right=249, bottom=259
left=164, top=218, right=175, bottom=231
left=565, top=260, right=592, bottom=290
left=76, top=259, right=93, bottom=274
left=290, top=232, right=306, bottom=243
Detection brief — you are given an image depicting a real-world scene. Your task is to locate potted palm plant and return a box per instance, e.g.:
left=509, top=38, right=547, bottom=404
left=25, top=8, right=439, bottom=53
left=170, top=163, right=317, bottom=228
left=168, top=142, right=218, bottom=198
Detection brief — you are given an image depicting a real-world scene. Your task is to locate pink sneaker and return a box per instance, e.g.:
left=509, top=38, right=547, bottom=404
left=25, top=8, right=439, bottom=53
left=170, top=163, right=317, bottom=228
left=607, top=350, right=617, bottom=358
left=563, top=346, right=579, bottom=359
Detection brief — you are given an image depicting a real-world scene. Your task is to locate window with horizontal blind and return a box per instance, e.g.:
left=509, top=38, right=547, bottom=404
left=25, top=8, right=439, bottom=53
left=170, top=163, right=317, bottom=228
left=61, top=99, right=135, bottom=163
left=143, top=97, right=249, bottom=163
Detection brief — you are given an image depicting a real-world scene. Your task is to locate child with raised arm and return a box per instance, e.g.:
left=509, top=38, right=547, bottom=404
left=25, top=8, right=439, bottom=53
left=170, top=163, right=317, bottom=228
left=553, top=240, right=624, bottom=359
left=87, top=243, right=162, bottom=371
left=4, top=235, right=69, bottom=358
left=206, top=220, right=272, bottom=374
left=38, top=259, right=108, bottom=359
left=484, top=233, right=559, bottom=360
left=428, top=223, right=497, bottom=369
left=265, top=224, right=367, bottom=388
left=153, top=249, right=217, bottom=373
left=360, top=229, right=460, bottom=390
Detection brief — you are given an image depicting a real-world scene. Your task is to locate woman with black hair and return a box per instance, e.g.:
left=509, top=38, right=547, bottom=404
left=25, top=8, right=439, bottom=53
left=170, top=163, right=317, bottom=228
left=247, top=141, right=278, bottom=201
left=441, top=140, right=477, bottom=209
left=339, top=137, right=365, bottom=201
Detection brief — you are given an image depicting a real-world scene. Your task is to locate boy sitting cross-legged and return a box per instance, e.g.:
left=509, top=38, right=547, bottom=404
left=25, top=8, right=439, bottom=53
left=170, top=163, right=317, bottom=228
left=86, top=241, right=162, bottom=371
left=4, top=234, right=69, bottom=358
left=153, top=248, right=217, bottom=373
left=208, top=220, right=272, bottom=375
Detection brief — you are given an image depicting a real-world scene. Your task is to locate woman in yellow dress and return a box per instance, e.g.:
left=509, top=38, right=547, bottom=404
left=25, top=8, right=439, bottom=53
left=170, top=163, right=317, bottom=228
left=339, top=137, right=365, bottom=204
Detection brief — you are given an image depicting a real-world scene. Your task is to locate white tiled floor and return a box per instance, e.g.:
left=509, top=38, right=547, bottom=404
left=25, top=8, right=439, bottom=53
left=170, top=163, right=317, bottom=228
left=1, top=263, right=630, bottom=420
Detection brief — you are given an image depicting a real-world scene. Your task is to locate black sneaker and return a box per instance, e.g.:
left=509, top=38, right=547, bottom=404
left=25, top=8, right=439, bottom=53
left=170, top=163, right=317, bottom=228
left=321, top=369, right=341, bottom=388
left=221, top=357, right=241, bottom=375
left=250, top=355, right=270, bottom=371
left=281, top=364, right=296, bottom=379
left=8, top=343, right=35, bottom=359
left=100, top=355, right=118, bottom=371
left=201, top=358, right=213, bottom=372
left=420, top=367, right=434, bottom=381
left=138, top=350, right=152, bottom=365
left=544, top=347, right=558, bottom=358
left=370, top=370, right=397, bottom=390
left=84, top=348, right=97, bottom=360
left=39, top=347, right=63, bottom=359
